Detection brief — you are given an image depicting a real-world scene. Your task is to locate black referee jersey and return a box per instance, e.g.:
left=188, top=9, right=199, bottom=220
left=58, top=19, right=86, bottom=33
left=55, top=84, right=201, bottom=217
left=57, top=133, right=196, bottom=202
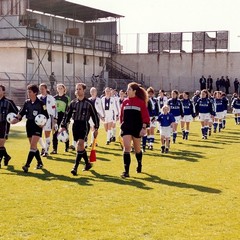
left=61, top=97, right=99, bottom=129
left=19, top=98, right=49, bottom=120
left=0, top=97, right=18, bottom=122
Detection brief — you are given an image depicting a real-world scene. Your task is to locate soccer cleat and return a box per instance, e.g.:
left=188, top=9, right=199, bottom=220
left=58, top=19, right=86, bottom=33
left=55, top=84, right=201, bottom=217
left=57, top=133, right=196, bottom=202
left=149, top=145, right=153, bottom=150
left=71, top=169, right=77, bottom=176
left=4, top=155, right=11, bottom=166
left=111, top=137, right=116, bottom=142
left=40, top=148, right=45, bottom=156
left=106, top=141, right=110, bottom=145
left=172, top=138, right=176, bottom=144
left=35, top=164, right=43, bottom=170
left=22, top=165, right=29, bottom=173
left=136, top=165, right=142, bottom=173
left=121, top=172, right=130, bottom=178
left=161, top=146, right=165, bottom=153
left=83, top=163, right=92, bottom=171
left=142, top=146, right=146, bottom=152
left=65, top=148, right=69, bottom=152
left=42, top=152, right=49, bottom=157
left=165, top=148, right=169, bottom=153
left=69, top=145, right=76, bottom=151
left=50, top=150, right=57, bottom=154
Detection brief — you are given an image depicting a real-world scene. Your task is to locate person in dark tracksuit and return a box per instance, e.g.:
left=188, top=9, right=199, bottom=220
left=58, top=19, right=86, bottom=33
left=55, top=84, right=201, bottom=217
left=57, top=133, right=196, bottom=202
left=60, top=83, right=99, bottom=176
left=11, top=84, right=49, bottom=173
left=120, top=82, right=150, bottom=178
left=51, top=84, right=70, bottom=154
left=0, top=85, right=18, bottom=168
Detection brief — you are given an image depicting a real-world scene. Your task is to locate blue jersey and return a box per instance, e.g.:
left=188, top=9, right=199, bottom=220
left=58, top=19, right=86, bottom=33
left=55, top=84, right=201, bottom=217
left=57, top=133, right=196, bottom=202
left=231, top=98, right=240, bottom=109
left=147, top=97, right=159, bottom=117
left=181, top=99, right=195, bottom=116
left=167, top=98, right=183, bottom=117
left=222, top=97, right=229, bottom=111
left=157, top=113, right=175, bottom=127
left=195, top=97, right=214, bottom=114
left=214, top=98, right=225, bottom=113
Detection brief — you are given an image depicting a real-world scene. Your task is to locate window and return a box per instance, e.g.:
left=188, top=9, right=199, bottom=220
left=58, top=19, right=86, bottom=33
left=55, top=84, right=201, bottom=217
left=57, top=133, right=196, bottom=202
left=83, top=55, right=87, bottom=65
left=48, top=51, right=52, bottom=62
left=66, top=53, right=72, bottom=64
left=99, top=57, right=104, bottom=67
left=27, top=48, right=32, bottom=60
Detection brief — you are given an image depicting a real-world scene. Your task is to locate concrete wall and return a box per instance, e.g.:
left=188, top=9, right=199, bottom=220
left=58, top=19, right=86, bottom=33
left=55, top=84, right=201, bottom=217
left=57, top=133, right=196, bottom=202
left=113, top=52, right=240, bottom=93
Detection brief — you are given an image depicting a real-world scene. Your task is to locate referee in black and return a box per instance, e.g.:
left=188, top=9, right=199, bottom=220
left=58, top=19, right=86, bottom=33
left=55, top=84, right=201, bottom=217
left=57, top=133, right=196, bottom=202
left=60, top=83, right=99, bottom=176
left=12, top=84, right=49, bottom=173
left=0, top=85, right=18, bottom=168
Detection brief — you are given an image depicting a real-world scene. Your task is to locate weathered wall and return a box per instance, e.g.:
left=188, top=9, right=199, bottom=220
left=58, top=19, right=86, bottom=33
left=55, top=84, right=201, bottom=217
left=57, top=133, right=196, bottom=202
left=113, top=52, right=240, bottom=93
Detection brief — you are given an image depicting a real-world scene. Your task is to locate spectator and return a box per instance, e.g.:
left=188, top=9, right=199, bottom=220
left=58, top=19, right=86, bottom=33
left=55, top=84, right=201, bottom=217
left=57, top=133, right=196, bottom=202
left=219, top=76, right=225, bottom=92
left=49, top=72, right=56, bottom=92
left=207, top=75, right=213, bottom=93
left=199, top=75, right=206, bottom=90
left=234, top=78, right=239, bottom=94
left=225, top=76, right=230, bottom=94
left=216, top=78, right=220, bottom=91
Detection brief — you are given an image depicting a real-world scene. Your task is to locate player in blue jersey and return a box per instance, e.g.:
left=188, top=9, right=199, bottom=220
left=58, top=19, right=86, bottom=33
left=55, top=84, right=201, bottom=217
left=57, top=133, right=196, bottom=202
left=180, top=92, right=195, bottom=140
left=167, top=90, right=184, bottom=143
left=195, top=89, right=215, bottom=139
left=213, top=91, right=225, bottom=132
left=157, top=105, right=175, bottom=153
left=144, top=87, right=158, bottom=150
left=221, top=92, right=229, bottom=129
left=231, top=94, right=240, bottom=124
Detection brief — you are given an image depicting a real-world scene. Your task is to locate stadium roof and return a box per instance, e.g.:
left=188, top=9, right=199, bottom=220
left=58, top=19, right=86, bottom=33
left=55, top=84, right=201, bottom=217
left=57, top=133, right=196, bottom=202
left=28, top=0, right=124, bottom=22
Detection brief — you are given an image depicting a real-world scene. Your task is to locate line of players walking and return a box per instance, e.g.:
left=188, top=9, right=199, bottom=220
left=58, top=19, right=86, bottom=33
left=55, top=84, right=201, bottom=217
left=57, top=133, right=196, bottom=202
left=1, top=83, right=240, bottom=177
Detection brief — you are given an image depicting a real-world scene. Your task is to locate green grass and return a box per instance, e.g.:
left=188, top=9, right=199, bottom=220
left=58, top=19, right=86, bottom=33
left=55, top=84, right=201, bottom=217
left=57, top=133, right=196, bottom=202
left=0, top=116, right=240, bottom=240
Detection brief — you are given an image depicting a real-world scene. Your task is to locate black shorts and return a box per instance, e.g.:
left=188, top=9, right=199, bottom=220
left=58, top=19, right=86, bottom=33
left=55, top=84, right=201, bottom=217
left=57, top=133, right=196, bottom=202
left=72, top=121, right=90, bottom=142
left=120, top=124, right=141, bottom=138
left=26, top=120, right=43, bottom=138
left=0, top=121, right=10, bottom=139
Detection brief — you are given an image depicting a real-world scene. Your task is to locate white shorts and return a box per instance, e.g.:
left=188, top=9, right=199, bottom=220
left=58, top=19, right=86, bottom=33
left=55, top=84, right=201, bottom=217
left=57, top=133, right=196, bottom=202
left=199, top=113, right=211, bottom=121
left=160, top=126, right=172, bottom=138
left=232, top=108, right=240, bottom=114
left=215, top=111, right=224, bottom=119
left=150, top=116, right=157, bottom=128
left=43, top=116, right=53, bottom=131
left=181, top=115, right=193, bottom=123
left=174, top=116, right=181, bottom=124
left=104, top=110, right=114, bottom=123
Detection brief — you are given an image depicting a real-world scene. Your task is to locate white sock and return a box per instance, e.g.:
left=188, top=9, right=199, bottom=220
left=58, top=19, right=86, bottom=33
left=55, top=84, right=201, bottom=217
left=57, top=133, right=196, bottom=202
left=45, top=137, right=51, bottom=153
left=112, top=128, right=116, bottom=137
left=107, top=130, right=111, bottom=141
left=39, top=138, right=45, bottom=149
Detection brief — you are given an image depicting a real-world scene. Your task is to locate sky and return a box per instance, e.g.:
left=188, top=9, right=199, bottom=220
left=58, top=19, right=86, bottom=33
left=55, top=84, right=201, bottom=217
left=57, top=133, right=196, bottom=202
left=70, top=0, right=240, bottom=51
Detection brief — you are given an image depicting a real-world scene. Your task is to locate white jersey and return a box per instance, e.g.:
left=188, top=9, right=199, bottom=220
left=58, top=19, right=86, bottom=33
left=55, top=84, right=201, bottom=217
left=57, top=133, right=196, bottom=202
left=157, top=96, right=168, bottom=111
left=37, top=94, right=57, bottom=118
left=88, top=97, right=104, bottom=119
left=101, top=96, right=118, bottom=123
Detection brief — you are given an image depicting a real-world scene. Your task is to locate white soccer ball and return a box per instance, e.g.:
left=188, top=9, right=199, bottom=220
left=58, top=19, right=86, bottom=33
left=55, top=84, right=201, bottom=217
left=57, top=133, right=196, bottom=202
left=6, top=112, right=17, bottom=123
left=35, top=114, right=47, bottom=126
left=57, top=131, right=69, bottom=143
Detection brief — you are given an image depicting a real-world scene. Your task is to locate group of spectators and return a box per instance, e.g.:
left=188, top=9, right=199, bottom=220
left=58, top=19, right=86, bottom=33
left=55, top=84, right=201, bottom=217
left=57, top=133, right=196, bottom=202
left=199, top=75, right=239, bottom=94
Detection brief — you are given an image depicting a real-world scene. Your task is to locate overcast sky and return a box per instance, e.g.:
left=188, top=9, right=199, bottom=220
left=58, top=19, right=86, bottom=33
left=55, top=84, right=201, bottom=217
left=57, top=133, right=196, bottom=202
left=70, top=0, right=240, bottom=51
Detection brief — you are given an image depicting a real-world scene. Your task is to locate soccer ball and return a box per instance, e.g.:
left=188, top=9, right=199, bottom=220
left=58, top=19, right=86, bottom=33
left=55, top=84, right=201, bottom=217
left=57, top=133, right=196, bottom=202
left=6, top=112, right=17, bottom=123
left=57, top=131, right=69, bottom=143
left=35, top=114, right=47, bottom=126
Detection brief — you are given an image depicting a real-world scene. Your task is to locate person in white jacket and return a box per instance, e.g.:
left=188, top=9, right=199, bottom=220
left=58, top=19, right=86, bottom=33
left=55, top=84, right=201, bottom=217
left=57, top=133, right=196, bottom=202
left=101, top=87, right=118, bottom=145
left=38, top=83, right=57, bottom=157
left=88, top=87, right=105, bottom=147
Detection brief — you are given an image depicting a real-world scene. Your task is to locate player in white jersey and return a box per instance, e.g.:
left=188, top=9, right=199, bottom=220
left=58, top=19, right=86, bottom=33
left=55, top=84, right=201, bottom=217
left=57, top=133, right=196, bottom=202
left=110, top=89, right=120, bottom=142
left=101, top=87, right=118, bottom=145
left=38, top=83, right=57, bottom=157
left=88, top=87, right=105, bottom=146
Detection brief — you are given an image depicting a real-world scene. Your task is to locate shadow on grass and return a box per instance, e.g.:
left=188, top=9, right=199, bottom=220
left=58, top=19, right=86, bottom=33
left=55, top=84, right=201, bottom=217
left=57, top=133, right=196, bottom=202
left=135, top=172, right=222, bottom=194
left=4, top=166, right=152, bottom=190
left=160, top=150, right=203, bottom=162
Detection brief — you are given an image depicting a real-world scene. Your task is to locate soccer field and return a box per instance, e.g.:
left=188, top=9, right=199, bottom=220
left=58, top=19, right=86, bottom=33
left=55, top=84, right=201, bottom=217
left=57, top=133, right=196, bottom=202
left=0, top=116, right=239, bottom=240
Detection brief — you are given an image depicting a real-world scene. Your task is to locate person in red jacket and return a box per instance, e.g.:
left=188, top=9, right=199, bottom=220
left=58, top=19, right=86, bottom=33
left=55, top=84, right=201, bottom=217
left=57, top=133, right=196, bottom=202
left=120, top=82, right=150, bottom=178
